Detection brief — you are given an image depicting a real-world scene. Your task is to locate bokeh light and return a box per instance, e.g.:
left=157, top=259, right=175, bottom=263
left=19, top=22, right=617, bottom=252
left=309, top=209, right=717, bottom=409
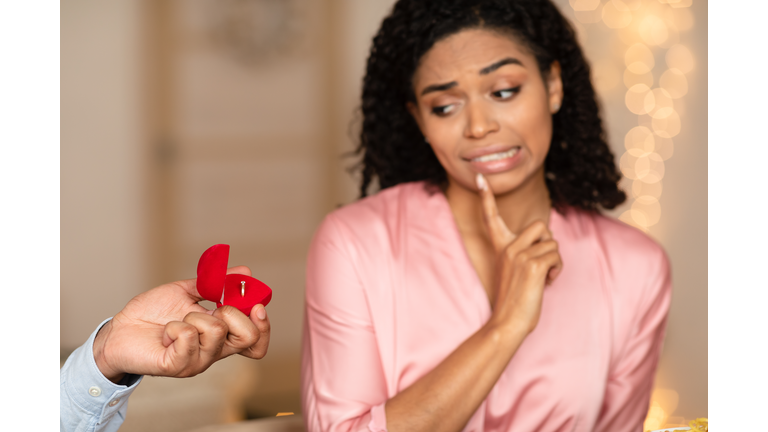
left=652, top=109, right=681, bottom=137
left=632, top=195, right=661, bottom=226
left=623, top=69, right=654, bottom=88
left=592, top=59, right=622, bottom=93
left=643, top=402, right=666, bottom=431
left=620, top=0, right=643, bottom=11
left=672, top=97, right=685, bottom=116
left=659, top=68, right=688, bottom=98
left=645, top=88, right=674, bottom=119
left=634, top=151, right=665, bottom=183
left=668, top=0, right=692, bottom=9
left=564, top=5, right=698, bottom=420
left=569, top=0, right=601, bottom=11
left=657, top=19, right=680, bottom=49
left=666, top=44, right=695, bottom=73
left=617, top=20, right=640, bottom=46
left=632, top=179, right=663, bottom=199
left=653, top=133, right=674, bottom=160
left=625, top=43, right=655, bottom=74
left=602, top=1, right=633, bottom=29
left=619, top=148, right=645, bottom=179
left=625, top=83, right=652, bottom=115
left=572, top=0, right=692, bottom=251
left=643, top=388, right=681, bottom=430
left=575, top=8, right=604, bottom=24
left=639, top=15, right=668, bottom=46
left=625, top=126, right=655, bottom=153
left=666, top=7, right=694, bottom=30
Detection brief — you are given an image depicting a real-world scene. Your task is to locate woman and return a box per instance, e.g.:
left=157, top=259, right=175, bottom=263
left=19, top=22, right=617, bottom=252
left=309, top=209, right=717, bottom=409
left=301, top=1, right=671, bottom=431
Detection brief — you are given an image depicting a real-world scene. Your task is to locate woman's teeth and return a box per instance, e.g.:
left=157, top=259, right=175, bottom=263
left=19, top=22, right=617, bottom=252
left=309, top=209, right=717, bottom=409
left=471, top=148, right=519, bottom=163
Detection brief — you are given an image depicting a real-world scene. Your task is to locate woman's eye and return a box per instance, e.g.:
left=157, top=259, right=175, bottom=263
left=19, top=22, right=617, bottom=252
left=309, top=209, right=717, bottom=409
left=493, top=86, right=521, bottom=100
left=431, top=104, right=456, bottom=116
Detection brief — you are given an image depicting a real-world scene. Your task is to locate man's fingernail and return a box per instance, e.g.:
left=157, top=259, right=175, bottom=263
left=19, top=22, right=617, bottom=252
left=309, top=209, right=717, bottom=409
left=476, top=173, right=487, bottom=191
left=255, top=305, right=267, bottom=320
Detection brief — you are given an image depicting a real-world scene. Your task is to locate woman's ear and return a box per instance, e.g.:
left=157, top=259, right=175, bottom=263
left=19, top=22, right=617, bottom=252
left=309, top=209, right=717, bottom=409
left=547, top=61, right=564, bottom=114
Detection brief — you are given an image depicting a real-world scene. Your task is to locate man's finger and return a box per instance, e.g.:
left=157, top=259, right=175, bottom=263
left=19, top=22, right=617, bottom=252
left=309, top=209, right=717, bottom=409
left=183, top=312, right=229, bottom=365
left=240, top=304, right=270, bottom=360
left=226, top=266, right=252, bottom=277
left=170, top=278, right=206, bottom=304
left=212, top=305, right=261, bottom=358
left=476, top=173, right=515, bottom=252
left=161, top=320, right=199, bottom=376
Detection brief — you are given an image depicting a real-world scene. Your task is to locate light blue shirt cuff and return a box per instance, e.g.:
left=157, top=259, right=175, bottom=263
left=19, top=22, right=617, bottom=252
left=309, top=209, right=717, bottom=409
left=60, top=318, right=143, bottom=432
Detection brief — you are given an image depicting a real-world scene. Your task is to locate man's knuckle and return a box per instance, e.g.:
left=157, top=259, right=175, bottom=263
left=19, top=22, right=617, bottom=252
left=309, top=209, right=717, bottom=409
left=180, top=326, right=197, bottom=340
left=207, top=317, right=224, bottom=333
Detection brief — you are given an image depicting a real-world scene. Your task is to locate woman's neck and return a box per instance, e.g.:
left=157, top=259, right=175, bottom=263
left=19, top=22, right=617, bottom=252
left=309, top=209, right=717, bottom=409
left=445, top=168, right=552, bottom=237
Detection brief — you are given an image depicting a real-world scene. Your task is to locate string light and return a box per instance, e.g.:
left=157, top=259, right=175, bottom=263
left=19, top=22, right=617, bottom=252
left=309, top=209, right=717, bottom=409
left=568, top=0, right=693, bottom=233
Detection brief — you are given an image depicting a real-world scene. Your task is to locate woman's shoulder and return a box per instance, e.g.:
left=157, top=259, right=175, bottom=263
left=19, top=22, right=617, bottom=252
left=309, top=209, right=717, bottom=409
left=313, top=181, right=438, bottom=246
left=562, top=207, right=669, bottom=270
left=561, top=208, right=671, bottom=311
left=322, top=181, right=437, bottom=231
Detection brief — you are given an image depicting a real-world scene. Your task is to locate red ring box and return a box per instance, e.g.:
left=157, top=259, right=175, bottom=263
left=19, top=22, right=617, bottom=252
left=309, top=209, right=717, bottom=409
left=196, top=244, right=272, bottom=316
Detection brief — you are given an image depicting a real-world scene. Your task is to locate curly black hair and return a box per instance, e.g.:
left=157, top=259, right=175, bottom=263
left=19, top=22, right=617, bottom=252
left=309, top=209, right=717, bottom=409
left=353, top=0, right=626, bottom=212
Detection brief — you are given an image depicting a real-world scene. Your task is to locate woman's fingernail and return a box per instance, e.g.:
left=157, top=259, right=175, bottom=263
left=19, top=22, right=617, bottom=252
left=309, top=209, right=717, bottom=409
left=255, top=305, right=267, bottom=320
left=476, top=173, right=487, bottom=191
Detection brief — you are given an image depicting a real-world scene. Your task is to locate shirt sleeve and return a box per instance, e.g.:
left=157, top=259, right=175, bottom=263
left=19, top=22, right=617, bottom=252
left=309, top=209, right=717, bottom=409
left=60, top=318, right=143, bottom=432
left=301, top=214, right=390, bottom=432
left=594, top=249, right=672, bottom=432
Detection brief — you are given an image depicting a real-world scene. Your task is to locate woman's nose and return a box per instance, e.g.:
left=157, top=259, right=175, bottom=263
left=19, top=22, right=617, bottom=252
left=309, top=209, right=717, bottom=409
left=464, top=100, right=500, bottom=139
left=464, top=101, right=499, bottom=139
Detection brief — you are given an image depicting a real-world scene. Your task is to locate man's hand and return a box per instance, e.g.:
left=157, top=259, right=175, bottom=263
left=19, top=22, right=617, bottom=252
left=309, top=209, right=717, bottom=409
left=92, top=266, right=271, bottom=383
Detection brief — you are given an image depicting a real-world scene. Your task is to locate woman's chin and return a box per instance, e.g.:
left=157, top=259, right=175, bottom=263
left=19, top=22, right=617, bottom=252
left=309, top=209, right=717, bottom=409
left=484, top=168, right=544, bottom=196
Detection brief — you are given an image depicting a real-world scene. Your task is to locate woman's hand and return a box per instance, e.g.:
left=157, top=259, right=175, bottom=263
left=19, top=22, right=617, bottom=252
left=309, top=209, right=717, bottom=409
left=476, top=173, right=563, bottom=334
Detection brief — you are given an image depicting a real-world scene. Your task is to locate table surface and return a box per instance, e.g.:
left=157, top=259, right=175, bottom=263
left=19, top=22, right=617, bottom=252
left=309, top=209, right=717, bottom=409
left=183, top=416, right=304, bottom=432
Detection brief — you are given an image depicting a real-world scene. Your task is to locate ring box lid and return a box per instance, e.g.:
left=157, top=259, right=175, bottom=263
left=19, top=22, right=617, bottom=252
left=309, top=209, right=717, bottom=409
left=197, top=244, right=230, bottom=303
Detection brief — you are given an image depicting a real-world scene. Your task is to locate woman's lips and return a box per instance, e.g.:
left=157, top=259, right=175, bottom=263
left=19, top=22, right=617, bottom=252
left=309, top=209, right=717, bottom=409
left=466, top=146, right=523, bottom=174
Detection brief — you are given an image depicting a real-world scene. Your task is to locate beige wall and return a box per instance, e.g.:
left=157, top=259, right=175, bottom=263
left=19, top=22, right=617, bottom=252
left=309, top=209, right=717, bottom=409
left=61, top=0, right=706, bottom=428
left=61, top=0, right=148, bottom=349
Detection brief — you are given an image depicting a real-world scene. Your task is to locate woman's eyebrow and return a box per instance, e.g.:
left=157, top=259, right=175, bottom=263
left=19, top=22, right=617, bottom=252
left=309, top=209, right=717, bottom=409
left=480, top=57, right=523, bottom=75
left=421, top=81, right=458, bottom=96
left=419, top=57, right=523, bottom=96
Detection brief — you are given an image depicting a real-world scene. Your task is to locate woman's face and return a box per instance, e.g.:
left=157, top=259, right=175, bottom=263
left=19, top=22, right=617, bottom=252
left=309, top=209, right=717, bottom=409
left=408, top=29, right=563, bottom=195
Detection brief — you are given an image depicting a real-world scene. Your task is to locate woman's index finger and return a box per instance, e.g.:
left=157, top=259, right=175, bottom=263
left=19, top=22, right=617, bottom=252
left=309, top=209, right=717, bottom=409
left=476, top=173, right=515, bottom=252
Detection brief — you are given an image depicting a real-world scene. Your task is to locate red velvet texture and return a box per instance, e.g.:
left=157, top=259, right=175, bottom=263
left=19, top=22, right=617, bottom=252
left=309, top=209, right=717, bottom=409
left=196, top=244, right=272, bottom=316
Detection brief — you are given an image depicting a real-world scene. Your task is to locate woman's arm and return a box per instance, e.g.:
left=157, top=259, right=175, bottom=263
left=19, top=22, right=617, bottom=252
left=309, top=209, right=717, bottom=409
left=384, top=311, right=528, bottom=431
left=302, top=213, right=391, bottom=432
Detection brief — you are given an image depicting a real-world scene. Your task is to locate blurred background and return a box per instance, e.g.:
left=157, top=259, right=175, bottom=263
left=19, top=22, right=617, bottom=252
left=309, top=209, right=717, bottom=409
left=61, top=0, right=706, bottom=431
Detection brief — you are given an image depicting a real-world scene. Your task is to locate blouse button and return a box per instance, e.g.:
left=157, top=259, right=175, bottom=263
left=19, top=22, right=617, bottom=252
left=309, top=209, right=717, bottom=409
left=88, top=386, right=102, bottom=397
left=109, top=398, right=120, bottom=407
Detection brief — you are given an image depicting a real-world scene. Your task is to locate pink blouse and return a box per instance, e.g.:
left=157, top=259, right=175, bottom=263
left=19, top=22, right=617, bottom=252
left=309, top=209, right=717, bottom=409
left=301, top=182, right=671, bottom=432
